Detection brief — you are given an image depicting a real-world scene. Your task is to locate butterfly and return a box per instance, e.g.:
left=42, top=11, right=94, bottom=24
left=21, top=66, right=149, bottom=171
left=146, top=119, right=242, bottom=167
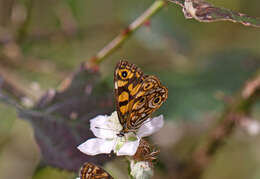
left=114, top=60, right=168, bottom=136
left=79, top=162, right=114, bottom=179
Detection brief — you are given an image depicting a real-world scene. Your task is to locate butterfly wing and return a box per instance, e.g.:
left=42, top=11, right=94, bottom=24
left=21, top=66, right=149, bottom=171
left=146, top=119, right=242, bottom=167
left=114, top=60, right=144, bottom=126
left=80, top=163, right=114, bottom=179
left=114, top=60, right=168, bottom=133
left=126, top=75, right=168, bottom=131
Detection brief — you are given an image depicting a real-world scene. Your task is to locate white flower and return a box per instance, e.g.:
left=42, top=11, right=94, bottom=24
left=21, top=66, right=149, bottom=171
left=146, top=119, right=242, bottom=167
left=130, top=160, right=153, bottom=179
left=77, top=111, right=164, bottom=156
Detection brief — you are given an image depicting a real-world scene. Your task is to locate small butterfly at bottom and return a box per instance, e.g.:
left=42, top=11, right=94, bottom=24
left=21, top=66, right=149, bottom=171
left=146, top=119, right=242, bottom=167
left=114, top=60, right=168, bottom=136
left=79, top=162, right=114, bottom=179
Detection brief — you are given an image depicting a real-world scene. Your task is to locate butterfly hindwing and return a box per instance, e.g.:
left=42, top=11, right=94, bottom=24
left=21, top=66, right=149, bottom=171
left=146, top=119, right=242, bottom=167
left=80, top=163, right=114, bottom=179
left=127, top=76, right=168, bottom=130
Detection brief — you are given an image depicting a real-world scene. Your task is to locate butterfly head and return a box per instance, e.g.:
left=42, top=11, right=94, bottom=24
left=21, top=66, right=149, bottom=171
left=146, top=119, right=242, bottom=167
left=117, top=131, right=125, bottom=137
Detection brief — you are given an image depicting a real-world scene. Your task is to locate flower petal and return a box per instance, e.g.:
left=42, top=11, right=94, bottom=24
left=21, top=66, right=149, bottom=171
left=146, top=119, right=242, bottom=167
left=77, top=138, right=115, bottom=155
left=137, top=115, right=164, bottom=138
left=90, top=115, right=115, bottom=139
left=116, top=139, right=140, bottom=156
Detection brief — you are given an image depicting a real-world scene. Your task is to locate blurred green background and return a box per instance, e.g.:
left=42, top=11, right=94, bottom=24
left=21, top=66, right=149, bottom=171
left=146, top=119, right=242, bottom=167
left=0, top=0, right=260, bottom=178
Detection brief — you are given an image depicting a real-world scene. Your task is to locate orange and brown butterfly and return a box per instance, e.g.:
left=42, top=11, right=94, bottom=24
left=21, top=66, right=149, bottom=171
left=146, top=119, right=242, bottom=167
left=114, top=60, right=168, bottom=136
left=133, top=139, right=159, bottom=165
left=79, top=162, right=114, bottom=179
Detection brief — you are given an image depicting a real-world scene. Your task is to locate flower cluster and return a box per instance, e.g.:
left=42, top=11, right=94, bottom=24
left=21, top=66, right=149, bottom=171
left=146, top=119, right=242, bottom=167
left=77, top=111, right=164, bottom=179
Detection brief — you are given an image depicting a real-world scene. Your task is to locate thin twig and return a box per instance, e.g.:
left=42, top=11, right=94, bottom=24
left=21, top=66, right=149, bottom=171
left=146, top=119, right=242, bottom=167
left=0, top=66, right=39, bottom=104
left=86, top=0, right=166, bottom=67
left=0, top=70, right=27, bottom=101
left=59, top=0, right=166, bottom=90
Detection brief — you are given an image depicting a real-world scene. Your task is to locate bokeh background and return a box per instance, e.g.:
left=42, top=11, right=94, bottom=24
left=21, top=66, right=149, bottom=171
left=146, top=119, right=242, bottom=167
left=0, top=0, right=260, bottom=178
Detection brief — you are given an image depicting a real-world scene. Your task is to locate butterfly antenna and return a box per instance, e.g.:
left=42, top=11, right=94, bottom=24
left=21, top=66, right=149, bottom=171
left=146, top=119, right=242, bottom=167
left=95, top=126, right=117, bottom=132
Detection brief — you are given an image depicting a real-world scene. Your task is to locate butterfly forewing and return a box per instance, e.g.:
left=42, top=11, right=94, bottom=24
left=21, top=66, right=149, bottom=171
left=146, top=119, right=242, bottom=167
left=80, top=163, right=114, bottom=179
left=114, top=61, right=144, bottom=127
left=114, top=60, right=168, bottom=134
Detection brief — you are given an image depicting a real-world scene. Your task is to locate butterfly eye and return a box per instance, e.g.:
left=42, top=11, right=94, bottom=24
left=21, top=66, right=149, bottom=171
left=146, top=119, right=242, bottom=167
left=153, top=96, right=161, bottom=105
